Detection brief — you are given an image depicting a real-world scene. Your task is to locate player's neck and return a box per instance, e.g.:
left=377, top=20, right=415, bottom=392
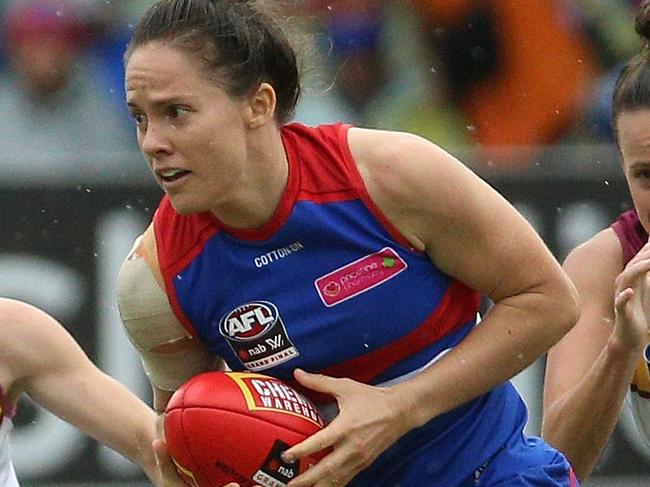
left=210, top=128, right=289, bottom=230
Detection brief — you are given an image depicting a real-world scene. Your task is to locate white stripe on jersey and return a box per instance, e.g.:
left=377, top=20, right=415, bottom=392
left=318, top=347, right=454, bottom=423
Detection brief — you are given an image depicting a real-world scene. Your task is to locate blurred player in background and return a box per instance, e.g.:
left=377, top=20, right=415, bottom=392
left=543, top=0, right=650, bottom=481
left=118, top=1, right=580, bottom=485
left=0, top=297, right=184, bottom=486
left=0, top=0, right=142, bottom=182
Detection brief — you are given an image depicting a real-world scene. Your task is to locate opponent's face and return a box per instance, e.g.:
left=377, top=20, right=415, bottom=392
left=125, top=42, right=251, bottom=215
left=618, top=109, right=650, bottom=233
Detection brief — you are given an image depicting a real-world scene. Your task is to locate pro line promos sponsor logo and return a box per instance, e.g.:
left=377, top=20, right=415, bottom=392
left=219, top=301, right=299, bottom=371
left=315, top=247, right=407, bottom=307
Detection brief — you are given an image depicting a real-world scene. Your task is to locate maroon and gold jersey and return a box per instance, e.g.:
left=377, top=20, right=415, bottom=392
left=611, top=209, right=650, bottom=447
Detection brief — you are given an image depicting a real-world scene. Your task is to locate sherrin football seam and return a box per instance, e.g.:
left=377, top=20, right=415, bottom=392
left=175, top=382, right=207, bottom=487
left=168, top=407, right=317, bottom=437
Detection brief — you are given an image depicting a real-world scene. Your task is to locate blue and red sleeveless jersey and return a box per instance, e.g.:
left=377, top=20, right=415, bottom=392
left=153, top=122, right=533, bottom=485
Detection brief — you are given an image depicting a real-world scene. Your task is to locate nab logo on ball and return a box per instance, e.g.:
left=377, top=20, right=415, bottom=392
left=254, top=439, right=302, bottom=486
left=219, top=301, right=299, bottom=371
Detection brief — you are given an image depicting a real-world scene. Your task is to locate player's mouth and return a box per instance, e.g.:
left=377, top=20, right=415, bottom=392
left=157, top=168, right=192, bottom=188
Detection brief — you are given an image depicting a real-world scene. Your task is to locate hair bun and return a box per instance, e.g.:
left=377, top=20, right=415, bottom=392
left=635, top=0, right=650, bottom=43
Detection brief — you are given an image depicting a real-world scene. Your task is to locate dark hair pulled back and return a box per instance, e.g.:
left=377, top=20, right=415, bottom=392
left=612, top=0, right=650, bottom=139
left=126, top=0, right=301, bottom=124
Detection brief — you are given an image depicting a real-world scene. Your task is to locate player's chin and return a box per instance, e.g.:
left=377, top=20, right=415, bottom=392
left=166, top=195, right=205, bottom=215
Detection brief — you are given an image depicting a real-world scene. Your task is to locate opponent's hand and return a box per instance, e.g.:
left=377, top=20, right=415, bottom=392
left=152, top=438, right=188, bottom=487
left=282, top=369, right=412, bottom=487
left=613, top=240, right=650, bottom=353
left=154, top=435, right=261, bottom=487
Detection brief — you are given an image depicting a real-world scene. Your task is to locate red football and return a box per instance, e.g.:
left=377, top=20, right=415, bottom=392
left=164, top=371, right=327, bottom=487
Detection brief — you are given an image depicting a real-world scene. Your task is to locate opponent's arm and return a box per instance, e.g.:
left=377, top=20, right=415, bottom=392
left=542, top=230, right=650, bottom=481
left=283, top=129, right=579, bottom=486
left=0, top=298, right=159, bottom=483
left=117, top=224, right=222, bottom=486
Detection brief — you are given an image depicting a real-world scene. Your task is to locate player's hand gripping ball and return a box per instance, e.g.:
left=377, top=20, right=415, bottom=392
left=164, top=371, right=327, bottom=487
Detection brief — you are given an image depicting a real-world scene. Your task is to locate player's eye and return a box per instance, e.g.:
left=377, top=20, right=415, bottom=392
left=168, top=106, right=190, bottom=120
left=130, top=111, right=147, bottom=126
left=633, top=168, right=650, bottom=180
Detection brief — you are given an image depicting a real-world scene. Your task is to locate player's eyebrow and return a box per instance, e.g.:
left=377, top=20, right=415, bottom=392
left=127, top=94, right=199, bottom=109
left=628, top=160, right=650, bottom=171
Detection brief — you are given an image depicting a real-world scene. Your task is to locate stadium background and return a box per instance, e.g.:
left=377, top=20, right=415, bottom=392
left=1, top=0, right=649, bottom=485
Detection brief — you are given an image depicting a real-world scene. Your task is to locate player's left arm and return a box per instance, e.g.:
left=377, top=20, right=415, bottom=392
left=0, top=298, right=160, bottom=484
left=358, top=129, right=579, bottom=424
left=283, top=129, right=579, bottom=486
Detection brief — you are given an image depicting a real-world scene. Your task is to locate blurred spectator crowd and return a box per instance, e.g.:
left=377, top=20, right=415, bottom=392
left=0, top=0, right=645, bottom=176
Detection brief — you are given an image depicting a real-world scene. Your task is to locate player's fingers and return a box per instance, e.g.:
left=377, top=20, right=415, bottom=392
left=614, top=287, right=634, bottom=314
left=152, top=438, right=166, bottom=466
left=616, top=262, right=650, bottom=294
left=153, top=439, right=185, bottom=486
left=286, top=447, right=352, bottom=487
left=293, top=368, right=343, bottom=395
left=282, top=427, right=334, bottom=464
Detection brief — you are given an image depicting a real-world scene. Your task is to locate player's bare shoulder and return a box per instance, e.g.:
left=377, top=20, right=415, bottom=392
left=349, top=127, right=471, bottom=209
left=346, top=127, right=470, bottom=252
left=347, top=128, right=446, bottom=195
left=563, top=227, right=623, bottom=301
left=564, top=228, right=623, bottom=277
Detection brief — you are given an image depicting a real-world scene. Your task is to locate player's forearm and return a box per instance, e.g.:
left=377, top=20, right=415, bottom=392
left=393, top=282, right=579, bottom=430
left=136, top=445, right=160, bottom=486
left=542, top=336, right=641, bottom=481
left=34, top=368, right=159, bottom=475
left=87, top=376, right=159, bottom=472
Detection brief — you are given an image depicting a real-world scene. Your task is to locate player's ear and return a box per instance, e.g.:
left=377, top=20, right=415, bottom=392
left=245, top=82, right=276, bottom=128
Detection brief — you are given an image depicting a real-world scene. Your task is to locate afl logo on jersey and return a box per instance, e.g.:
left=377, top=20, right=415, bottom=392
left=219, top=301, right=299, bottom=371
left=220, top=301, right=278, bottom=341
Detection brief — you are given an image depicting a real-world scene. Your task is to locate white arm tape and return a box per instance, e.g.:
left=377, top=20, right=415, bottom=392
left=117, top=250, right=218, bottom=391
left=139, top=346, right=217, bottom=392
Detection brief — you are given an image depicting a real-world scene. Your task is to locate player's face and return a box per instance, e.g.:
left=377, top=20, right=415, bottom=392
left=125, top=42, right=251, bottom=215
left=618, top=109, right=650, bottom=232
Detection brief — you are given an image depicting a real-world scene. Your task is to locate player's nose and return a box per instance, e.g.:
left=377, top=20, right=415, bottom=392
left=140, top=124, right=173, bottom=158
